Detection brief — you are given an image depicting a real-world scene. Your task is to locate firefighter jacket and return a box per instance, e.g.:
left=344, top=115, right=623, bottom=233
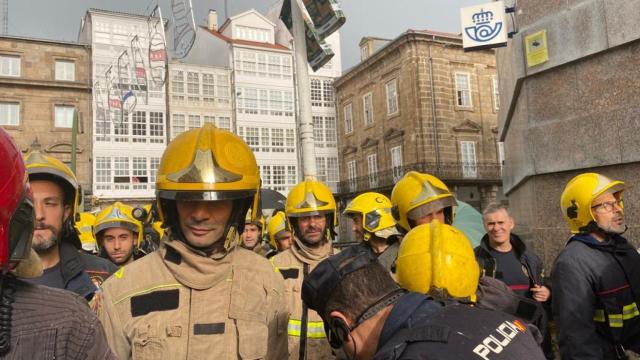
left=271, top=238, right=336, bottom=360
left=98, top=236, right=289, bottom=360
left=374, top=292, right=546, bottom=360
left=552, top=233, right=640, bottom=359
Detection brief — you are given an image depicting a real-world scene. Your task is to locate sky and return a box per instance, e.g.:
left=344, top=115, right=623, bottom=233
left=6, top=0, right=481, bottom=70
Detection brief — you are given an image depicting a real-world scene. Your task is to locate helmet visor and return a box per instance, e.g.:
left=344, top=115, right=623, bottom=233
left=9, top=194, right=34, bottom=263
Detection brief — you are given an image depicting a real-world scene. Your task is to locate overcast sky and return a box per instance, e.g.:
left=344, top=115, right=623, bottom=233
left=7, top=0, right=481, bottom=69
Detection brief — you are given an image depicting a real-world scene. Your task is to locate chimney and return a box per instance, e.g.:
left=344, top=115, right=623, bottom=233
left=208, top=10, right=218, bottom=31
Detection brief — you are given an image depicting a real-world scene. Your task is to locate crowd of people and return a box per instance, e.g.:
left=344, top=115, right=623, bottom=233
left=0, top=123, right=639, bottom=359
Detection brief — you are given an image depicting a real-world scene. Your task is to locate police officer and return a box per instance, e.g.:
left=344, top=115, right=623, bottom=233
left=23, top=150, right=117, bottom=303
left=554, top=173, right=640, bottom=359
left=268, top=210, right=293, bottom=252
left=94, top=202, right=145, bottom=266
left=343, top=192, right=401, bottom=274
left=97, top=124, right=288, bottom=359
left=272, top=179, right=337, bottom=359
left=0, top=127, right=115, bottom=359
left=301, top=225, right=545, bottom=360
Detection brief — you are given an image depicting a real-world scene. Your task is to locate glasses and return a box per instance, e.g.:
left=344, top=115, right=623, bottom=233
left=591, top=200, right=622, bottom=213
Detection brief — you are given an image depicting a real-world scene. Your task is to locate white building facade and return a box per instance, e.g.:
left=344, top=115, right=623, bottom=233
left=79, top=9, right=168, bottom=203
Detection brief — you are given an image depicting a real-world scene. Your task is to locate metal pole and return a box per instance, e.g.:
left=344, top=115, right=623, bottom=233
left=71, top=108, right=78, bottom=174
left=291, top=0, right=316, bottom=179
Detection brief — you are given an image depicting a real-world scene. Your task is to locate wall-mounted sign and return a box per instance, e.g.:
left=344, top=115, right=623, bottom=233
left=461, top=1, right=508, bottom=52
left=525, top=30, right=549, bottom=67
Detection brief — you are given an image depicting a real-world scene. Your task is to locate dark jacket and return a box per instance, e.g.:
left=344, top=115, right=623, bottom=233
left=3, top=277, right=116, bottom=359
left=475, top=233, right=545, bottom=296
left=374, top=292, right=545, bottom=360
left=552, top=233, right=640, bottom=359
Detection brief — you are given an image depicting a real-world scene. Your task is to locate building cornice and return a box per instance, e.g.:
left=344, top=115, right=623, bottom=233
left=0, top=77, right=91, bottom=91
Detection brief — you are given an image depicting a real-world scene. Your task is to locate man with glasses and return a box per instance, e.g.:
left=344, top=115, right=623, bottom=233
left=554, top=173, right=640, bottom=359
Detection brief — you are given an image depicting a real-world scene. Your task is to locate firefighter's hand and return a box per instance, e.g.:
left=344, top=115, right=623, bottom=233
left=530, top=285, right=550, bottom=302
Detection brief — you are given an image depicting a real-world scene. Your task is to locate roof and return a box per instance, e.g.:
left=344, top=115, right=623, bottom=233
left=0, top=34, right=90, bottom=48
left=88, top=8, right=150, bottom=19
left=412, top=29, right=462, bottom=39
left=218, top=9, right=275, bottom=33
left=201, top=26, right=290, bottom=51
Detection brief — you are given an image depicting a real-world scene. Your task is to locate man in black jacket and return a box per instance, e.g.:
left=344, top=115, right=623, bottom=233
left=22, top=150, right=117, bottom=307
left=302, top=245, right=545, bottom=360
left=555, top=173, right=640, bottom=359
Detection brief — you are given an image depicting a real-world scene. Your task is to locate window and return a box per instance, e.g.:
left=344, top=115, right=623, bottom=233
left=287, top=166, right=297, bottom=190
left=285, top=129, right=295, bottom=153
left=172, top=70, right=184, bottom=100
left=54, top=105, right=75, bottom=128
left=273, top=166, right=286, bottom=192
left=460, top=141, right=477, bottom=178
left=363, top=92, right=373, bottom=125
left=172, top=114, right=185, bottom=138
left=316, top=156, right=327, bottom=183
left=385, top=79, right=398, bottom=114
left=344, top=103, right=353, bottom=134
left=216, top=74, right=230, bottom=103
left=132, top=111, right=146, bottom=142
left=0, top=55, right=20, bottom=77
left=217, top=116, right=231, bottom=131
left=313, top=116, right=336, bottom=148
left=202, top=73, right=215, bottom=101
left=498, top=141, right=505, bottom=175
left=114, top=113, right=129, bottom=142
left=237, top=86, right=294, bottom=116
left=311, top=79, right=322, bottom=106
left=455, top=73, right=472, bottom=107
left=347, top=160, right=357, bottom=192
left=493, top=76, right=500, bottom=111
left=149, top=112, right=164, bottom=143
left=235, top=25, right=270, bottom=43
left=313, top=116, right=324, bottom=147
left=236, top=50, right=290, bottom=79
left=55, top=60, right=75, bottom=81
left=272, top=128, right=284, bottom=152
left=323, top=80, right=334, bottom=107
left=245, top=127, right=259, bottom=151
left=390, top=146, right=403, bottom=182
left=114, top=157, right=130, bottom=190
left=150, top=157, right=160, bottom=189
left=0, top=102, right=19, bottom=126
left=361, top=44, right=369, bottom=61
left=317, top=156, right=339, bottom=192
left=188, top=115, right=201, bottom=130
left=132, top=157, right=148, bottom=189
left=187, top=72, right=199, bottom=101
left=367, top=153, right=378, bottom=187
left=311, top=79, right=334, bottom=108
left=261, top=128, right=271, bottom=152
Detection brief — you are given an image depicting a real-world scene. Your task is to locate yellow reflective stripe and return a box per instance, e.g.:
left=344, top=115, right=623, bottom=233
left=623, top=303, right=640, bottom=319
left=593, top=303, right=640, bottom=327
left=287, top=319, right=327, bottom=338
left=269, top=257, right=279, bottom=273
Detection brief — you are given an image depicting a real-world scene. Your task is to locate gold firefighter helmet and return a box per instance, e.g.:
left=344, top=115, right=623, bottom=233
left=396, top=220, right=479, bottom=302
left=94, top=202, right=143, bottom=249
left=75, top=212, right=97, bottom=253
left=560, top=173, right=625, bottom=234
left=267, top=211, right=290, bottom=249
left=343, top=192, right=399, bottom=241
left=391, top=171, right=456, bottom=231
left=285, top=179, right=337, bottom=239
left=156, top=124, right=260, bottom=250
left=24, top=150, right=80, bottom=220
left=244, top=209, right=265, bottom=239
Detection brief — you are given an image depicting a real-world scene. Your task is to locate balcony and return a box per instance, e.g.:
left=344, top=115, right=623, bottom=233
left=337, top=161, right=502, bottom=196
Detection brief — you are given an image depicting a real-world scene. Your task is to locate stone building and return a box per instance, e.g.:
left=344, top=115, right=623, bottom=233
left=497, top=0, right=640, bottom=270
left=0, top=35, right=92, bottom=193
left=334, top=30, right=502, bottom=239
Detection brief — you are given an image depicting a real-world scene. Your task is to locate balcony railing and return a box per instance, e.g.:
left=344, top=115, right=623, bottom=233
left=338, top=161, right=502, bottom=195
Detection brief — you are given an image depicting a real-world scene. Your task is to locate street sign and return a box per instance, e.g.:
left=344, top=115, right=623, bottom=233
left=460, top=1, right=508, bottom=52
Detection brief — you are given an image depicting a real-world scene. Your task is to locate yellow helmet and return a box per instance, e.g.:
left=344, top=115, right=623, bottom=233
left=391, top=171, right=456, bottom=231
left=285, top=179, right=337, bottom=238
left=560, top=173, right=625, bottom=234
left=75, top=212, right=97, bottom=253
left=24, top=150, right=80, bottom=220
left=396, top=221, right=479, bottom=302
left=94, top=202, right=143, bottom=248
left=156, top=124, right=260, bottom=248
left=244, top=209, right=265, bottom=239
left=267, top=211, right=290, bottom=249
left=343, top=192, right=398, bottom=240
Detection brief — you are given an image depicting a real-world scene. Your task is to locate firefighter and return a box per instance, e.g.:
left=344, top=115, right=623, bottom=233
left=272, top=179, right=338, bottom=359
left=22, top=150, right=117, bottom=301
left=299, top=223, right=543, bottom=360
left=94, top=202, right=145, bottom=266
left=390, top=171, right=457, bottom=232
left=76, top=212, right=98, bottom=254
left=0, top=127, right=115, bottom=359
left=97, top=124, right=288, bottom=359
left=241, top=211, right=275, bottom=257
left=343, top=192, right=401, bottom=274
left=554, top=173, right=640, bottom=358
left=268, top=210, right=293, bottom=252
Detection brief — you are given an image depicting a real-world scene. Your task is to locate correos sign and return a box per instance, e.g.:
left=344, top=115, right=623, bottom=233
left=460, top=1, right=508, bottom=51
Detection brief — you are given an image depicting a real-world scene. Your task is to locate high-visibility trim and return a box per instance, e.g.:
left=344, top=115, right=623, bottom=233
left=593, top=302, right=640, bottom=328
left=287, top=319, right=327, bottom=339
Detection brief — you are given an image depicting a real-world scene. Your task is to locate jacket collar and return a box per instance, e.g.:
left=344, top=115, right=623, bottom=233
left=479, top=233, right=527, bottom=259
left=58, top=241, right=85, bottom=283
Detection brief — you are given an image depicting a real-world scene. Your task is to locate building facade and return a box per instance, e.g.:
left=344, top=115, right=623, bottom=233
left=334, top=30, right=502, bottom=238
left=0, top=35, right=92, bottom=192
left=79, top=9, right=168, bottom=205
left=497, top=0, right=640, bottom=270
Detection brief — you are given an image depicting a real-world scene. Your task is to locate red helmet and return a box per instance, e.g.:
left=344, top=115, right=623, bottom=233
left=0, top=127, right=34, bottom=269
